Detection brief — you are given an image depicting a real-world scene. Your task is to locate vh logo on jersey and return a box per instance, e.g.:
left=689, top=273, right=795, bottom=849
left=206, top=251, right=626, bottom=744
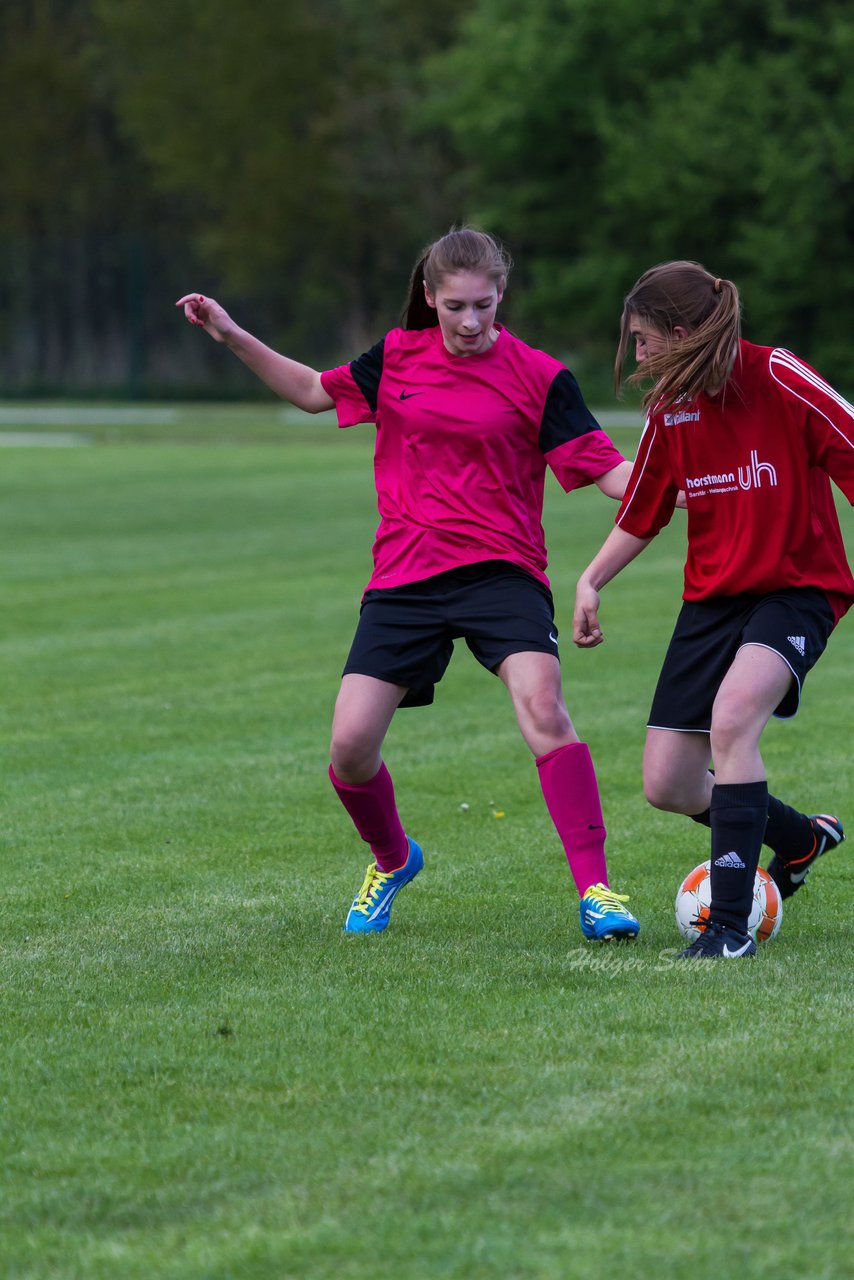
left=738, top=449, right=778, bottom=490
left=685, top=449, right=778, bottom=496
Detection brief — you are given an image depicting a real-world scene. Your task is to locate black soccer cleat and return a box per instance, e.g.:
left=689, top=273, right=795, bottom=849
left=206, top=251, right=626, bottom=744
left=767, top=814, right=845, bottom=900
left=674, top=919, right=757, bottom=960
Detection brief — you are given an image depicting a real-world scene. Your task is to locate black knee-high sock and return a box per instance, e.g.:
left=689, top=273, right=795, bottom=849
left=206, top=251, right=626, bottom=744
left=692, top=794, right=811, bottom=863
left=709, top=781, right=769, bottom=931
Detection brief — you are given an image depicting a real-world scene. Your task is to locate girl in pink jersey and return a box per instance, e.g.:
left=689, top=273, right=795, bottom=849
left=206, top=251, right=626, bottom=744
left=574, top=260, right=853, bottom=959
left=178, top=228, right=641, bottom=941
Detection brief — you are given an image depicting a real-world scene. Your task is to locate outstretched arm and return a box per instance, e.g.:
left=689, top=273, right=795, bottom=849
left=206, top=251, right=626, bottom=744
left=573, top=526, right=652, bottom=647
left=176, top=293, right=334, bottom=413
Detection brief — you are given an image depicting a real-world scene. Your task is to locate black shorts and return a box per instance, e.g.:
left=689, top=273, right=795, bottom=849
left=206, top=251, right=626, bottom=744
left=648, top=587, right=835, bottom=732
left=343, top=561, right=559, bottom=707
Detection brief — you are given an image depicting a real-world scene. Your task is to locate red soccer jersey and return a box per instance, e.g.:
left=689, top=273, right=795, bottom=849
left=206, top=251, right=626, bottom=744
left=321, top=324, right=624, bottom=591
left=616, top=340, right=854, bottom=622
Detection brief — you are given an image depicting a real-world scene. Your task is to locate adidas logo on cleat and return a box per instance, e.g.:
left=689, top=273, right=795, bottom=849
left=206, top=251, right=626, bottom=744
left=787, top=635, right=806, bottom=655
left=714, top=851, right=746, bottom=869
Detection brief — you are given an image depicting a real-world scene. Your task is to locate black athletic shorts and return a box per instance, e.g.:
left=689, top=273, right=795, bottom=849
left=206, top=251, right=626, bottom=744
left=648, top=586, right=835, bottom=731
left=343, top=560, right=559, bottom=707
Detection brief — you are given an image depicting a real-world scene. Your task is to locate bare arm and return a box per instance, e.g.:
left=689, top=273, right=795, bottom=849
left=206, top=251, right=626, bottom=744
left=573, top=525, right=652, bottom=648
left=176, top=293, right=334, bottom=413
left=594, top=459, right=633, bottom=500
left=595, top=460, right=686, bottom=508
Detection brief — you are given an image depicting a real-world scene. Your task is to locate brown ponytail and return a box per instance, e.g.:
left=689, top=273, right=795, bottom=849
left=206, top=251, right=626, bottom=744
left=401, top=228, right=512, bottom=330
left=615, top=261, right=742, bottom=410
left=402, top=255, right=436, bottom=330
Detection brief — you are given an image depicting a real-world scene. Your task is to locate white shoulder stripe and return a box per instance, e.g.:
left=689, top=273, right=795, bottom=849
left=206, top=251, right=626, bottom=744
left=617, top=418, right=658, bottom=525
left=770, top=349, right=854, bottom=418
left=769, top=349, right=854, bottom=450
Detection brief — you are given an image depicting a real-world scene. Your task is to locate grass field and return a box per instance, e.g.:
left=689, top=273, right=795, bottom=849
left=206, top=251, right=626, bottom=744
left=2, top=405, right=852, bottom=1279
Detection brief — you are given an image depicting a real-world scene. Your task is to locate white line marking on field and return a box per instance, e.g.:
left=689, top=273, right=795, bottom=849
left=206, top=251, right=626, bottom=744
left=0, top=432, right=92, bottom=447
left=0, top=407, right=178, bottom=426
left=593, top=409, right=644, bottom=427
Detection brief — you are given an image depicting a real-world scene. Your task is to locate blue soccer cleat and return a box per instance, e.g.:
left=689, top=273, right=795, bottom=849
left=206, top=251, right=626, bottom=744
left=344, top=838, right=424, bottom=934
left=579, top=882, right=640, bottom=941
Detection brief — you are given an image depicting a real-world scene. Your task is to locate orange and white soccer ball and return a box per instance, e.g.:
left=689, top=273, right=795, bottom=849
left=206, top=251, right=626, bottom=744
left=675, top=860, right=783, bottom=943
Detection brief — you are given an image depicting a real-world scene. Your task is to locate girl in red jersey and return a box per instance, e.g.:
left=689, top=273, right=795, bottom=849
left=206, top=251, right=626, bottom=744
left=178, top=228, right=641, bottom=941
left=574, top=260, right=853, bottom=959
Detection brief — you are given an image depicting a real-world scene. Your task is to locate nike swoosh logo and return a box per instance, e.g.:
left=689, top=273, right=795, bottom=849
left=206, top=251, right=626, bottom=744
left=722, top=940, right=754, bottom=958
left=399, top=391, right=424, bottom=400
left=788, top=868, right=811, bottom=884
left=548, top=631, right=558, bottom=645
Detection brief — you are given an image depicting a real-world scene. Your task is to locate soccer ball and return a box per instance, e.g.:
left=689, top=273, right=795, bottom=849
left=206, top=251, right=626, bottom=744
left=675, top=860, right=783, bottom=943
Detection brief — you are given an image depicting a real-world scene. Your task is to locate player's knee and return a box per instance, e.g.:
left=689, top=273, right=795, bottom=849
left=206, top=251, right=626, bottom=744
left=329, top=730, right=378, bottom=782
left=519, top=687, right=571, bottom=740
left=643, top=769, right=695, bottom=814
left=709, top=700, right=750, bottom=761
left=644, top=776, right=679, bottom=812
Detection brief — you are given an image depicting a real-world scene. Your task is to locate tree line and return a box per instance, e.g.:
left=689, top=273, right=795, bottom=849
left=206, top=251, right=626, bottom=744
left=2, top=0, right=852, bottom=397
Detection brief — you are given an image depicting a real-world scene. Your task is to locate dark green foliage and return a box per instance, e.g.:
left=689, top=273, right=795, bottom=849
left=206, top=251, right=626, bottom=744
left=421, top=0, right=854, bottom=379
left=2, top=1, right=853, bottom=388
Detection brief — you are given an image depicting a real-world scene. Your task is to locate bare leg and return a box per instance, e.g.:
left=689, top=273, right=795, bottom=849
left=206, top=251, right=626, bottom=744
left=330, top=673, right=408, bottom=783
left=496, top=650, right=578, bottom=755
left=706, top=644, right=793, bottom=931
left=498, top=652, right=613, bottom=899
left=329, top=674, right=411, bottom=872
left=643, top=728, right=713, bottom=816
left=709, top=644, right=793, bottom=782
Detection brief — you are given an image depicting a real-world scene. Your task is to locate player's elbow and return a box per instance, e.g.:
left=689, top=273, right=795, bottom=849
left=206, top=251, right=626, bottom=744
left=595, top=461, right=632, bottom=501
left=291, top=378, right=333, bottom=414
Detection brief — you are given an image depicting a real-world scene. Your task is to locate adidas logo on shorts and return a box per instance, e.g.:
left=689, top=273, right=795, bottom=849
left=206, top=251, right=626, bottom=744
left=714, top=851, right=746, bottom=869
left=787, top=635, right=806, bottom=656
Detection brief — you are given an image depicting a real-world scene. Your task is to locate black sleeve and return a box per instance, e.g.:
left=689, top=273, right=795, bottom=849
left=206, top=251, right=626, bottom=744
left=537, top=368, right=602, bottom=453
left=349, top=338, right=385, bottom=413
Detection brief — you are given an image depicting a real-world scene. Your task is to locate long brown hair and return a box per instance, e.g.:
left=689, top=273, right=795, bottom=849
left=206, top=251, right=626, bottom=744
left=401, top=228, right=512, bottom=329
left=615, top=260, right=742, bottom=410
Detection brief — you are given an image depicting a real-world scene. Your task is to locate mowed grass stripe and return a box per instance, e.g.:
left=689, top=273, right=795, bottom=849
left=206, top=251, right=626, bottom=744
left=1, top=418, right=852, bottom=1279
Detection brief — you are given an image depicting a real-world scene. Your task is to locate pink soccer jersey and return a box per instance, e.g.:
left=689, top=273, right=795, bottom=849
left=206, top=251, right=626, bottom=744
left=617, top=340, right=854, bottom=621
left=320, top=324, right=624, bottom=591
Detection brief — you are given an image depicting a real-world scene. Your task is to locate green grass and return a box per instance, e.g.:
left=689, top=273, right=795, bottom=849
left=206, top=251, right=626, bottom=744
left=1, top=406, right=852, bottom=1279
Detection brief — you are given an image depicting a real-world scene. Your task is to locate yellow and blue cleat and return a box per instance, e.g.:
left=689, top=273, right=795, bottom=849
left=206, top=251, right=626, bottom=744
left=579, top=882, right=640, bottom=941
left=344, top=838, right=424, bottom=933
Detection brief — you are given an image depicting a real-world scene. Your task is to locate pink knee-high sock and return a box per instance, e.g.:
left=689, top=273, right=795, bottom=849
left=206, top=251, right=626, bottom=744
left=536, top=742, right=609, bottom=895
left=329, top=761, right=409, bottom=872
